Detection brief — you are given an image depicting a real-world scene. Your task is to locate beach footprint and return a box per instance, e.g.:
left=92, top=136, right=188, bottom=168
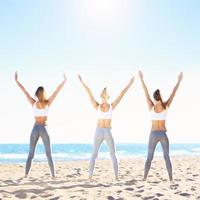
left=191, top=186, right=196, bottom=191
left=170, top=183, right=179, bottom=190
left=15, top=192, right=27, bottom=199
left=142, top=196, right=155, bottom=200
left=4, top=179, right=16, bottom=184
left=107, top=196, right=115, bottom=200
left=40, top=193, right=54, bottom=198
left=124, top=187, right=134, bottom=191
left=74, top=168, right=81, bottom=175
left=179, top=192, right=191, bottom=197
left=134, top=194, right=141, bottom=198
left=156, top=193, right=164, bottom=197
left=150, top=181, right=161, bottom=184
left=186, top=178, right=194, bottom=181
left=136, top=189, right=144, bottom=193
left=49, top=197, right=60, bottom=200
left=124, top=179, right=137, bottom=185
left=30, top=195, right=38, bottom=199
left=137, top=185, right=144, bottom=189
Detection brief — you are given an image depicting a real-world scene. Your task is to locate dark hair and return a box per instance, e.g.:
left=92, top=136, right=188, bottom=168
left=153, top=89, right=166, bottom=109
left=35, top=86, right=47, bottom=102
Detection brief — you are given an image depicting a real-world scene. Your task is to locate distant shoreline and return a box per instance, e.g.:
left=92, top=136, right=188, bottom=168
left=1, top=143, right=200, bottom=164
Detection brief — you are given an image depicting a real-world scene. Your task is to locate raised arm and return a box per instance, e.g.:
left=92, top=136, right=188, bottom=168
left=78, top=74, right=99, bottom=110
left=165, top=72, right=183, bottom=108
left=15, top=72, right=35, bottom=105
left=138, top=71, right=154, bottom=110
left=111, top=76, right=134, bottom=110
left=48, top=73, right=67, bottom=106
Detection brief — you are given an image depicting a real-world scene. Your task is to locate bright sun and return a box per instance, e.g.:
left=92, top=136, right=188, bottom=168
left=78, top=0, right=125, bottom=27
left=87, top=0, right=119, bottom=18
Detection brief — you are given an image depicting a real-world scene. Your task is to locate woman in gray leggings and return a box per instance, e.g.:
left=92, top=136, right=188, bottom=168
left=15, top=72, right=66, bottom=178
left=78, top=74, right=134, bottom=180
left=138, top=71, right=183, bottom=181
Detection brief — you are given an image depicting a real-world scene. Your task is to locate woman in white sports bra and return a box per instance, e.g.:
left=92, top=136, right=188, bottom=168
left=138, top=70, right=183, bottom=181
left=78, top=74, right=134, bottom=180
left=15, top=72, right=66, bottom=178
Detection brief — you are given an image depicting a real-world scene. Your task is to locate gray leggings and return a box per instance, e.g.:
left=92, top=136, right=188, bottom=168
left=144, top=131, right=172, bottom=180
left=25, top=124, right=55, bottom=177
left=89, top=128, right=118, bottom=178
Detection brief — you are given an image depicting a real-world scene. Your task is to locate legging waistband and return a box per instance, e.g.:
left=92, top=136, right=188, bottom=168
left=34, top=123, right=47, bottom=127
left=150, top=130, right=166, bottom=134
left=96, top=127, right=111, bottom=130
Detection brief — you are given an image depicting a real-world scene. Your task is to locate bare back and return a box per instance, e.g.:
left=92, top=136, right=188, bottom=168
left=33, top=101, right=48, bottom=125
left=151, top=104, right=167, bottom=131
left=97, top=104, right=112, bottom=128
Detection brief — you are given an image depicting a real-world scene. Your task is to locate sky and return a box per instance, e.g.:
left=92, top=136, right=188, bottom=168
left=0, top=0, right=200, bottom=143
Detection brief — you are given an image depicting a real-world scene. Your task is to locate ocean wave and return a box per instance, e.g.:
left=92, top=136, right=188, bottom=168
left=1, top=150, right=199, bottom=161
left=171, top=149, right=200, bottom=156
left=191, top=148, right=200, bottom=152
left=1, top=144, right=200, bottom=163
left=171, top=150, right=191, bottom=155
left=0, top=152, right=111, bottom=162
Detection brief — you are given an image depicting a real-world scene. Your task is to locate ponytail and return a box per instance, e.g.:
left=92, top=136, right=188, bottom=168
left=35, top=86, right=47, bottom=103
left=153, top=89, right=166, bottom=109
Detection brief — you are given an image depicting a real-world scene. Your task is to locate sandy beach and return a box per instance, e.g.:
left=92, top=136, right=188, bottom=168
left=0, top=156, right=200, bottom=200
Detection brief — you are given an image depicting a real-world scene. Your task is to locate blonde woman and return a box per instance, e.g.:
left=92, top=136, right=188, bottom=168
left=78, top=75, right=134, bottom=180
left=15, top=72, right=66, bottom=178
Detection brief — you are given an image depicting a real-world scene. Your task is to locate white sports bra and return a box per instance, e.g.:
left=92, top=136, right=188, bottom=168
left=33, top=102, right=49, bottom=117
left=97, top=105, right=113, bottom=120
left=150, top=107, right=168, bottom=120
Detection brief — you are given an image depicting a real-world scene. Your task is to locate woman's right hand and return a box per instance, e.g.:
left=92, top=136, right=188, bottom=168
left=63, top=73, right=67, bottom=82
left=178, top=72, right=183, bottom=82
left=129, top=76, right=135, bottom=86
left=78, top=74, right=83, bottom=83
left=138, top=70, right=143, bottom=80
left=15, top=71, right=18, bottom=82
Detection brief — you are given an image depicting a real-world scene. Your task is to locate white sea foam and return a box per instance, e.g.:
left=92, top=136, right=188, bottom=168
left=192, top=148, right=200, bottom=152
left=1, top=144, right=200, bottom=163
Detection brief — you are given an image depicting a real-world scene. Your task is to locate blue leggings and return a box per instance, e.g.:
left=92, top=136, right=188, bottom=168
left=144, top=131, right=172, bottom=180
left=25, top=124, right=55, bottom=177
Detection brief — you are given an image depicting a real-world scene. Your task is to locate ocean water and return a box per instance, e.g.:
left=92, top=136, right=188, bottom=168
left=0, top=143, right=200, bottom=163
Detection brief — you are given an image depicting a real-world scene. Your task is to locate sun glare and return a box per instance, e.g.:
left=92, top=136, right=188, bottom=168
left=78, top=0, right=126, bottom=27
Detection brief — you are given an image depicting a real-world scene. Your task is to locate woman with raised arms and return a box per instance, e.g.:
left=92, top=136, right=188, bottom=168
left=15, top=72, right=66, bottom=178
left=78, top=74, right=134, bottom=180
left=138, top=70, right=183, bottom=181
